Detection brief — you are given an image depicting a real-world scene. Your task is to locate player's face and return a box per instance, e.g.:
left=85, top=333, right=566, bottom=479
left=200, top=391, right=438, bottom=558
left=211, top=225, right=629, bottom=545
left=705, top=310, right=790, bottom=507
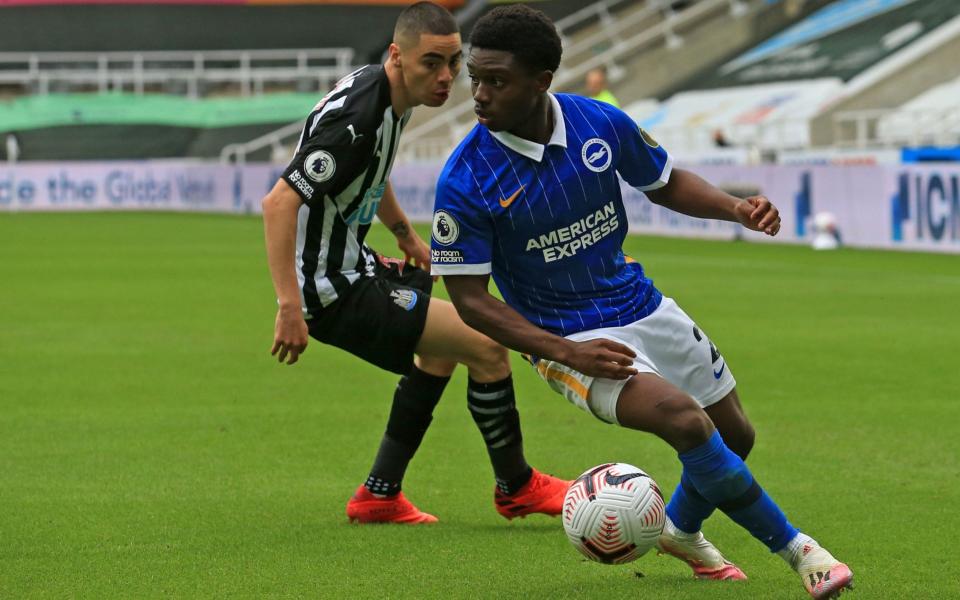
left=396, top=33, right=462, bottom=107
left=585, top=71, right=605, bottom=96
left=467, top=48, right=550, bottom=133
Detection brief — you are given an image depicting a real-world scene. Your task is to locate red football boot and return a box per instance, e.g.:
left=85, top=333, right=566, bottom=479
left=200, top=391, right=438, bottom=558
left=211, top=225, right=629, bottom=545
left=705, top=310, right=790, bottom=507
left=495, top=468, right=571, bottom=520
left=346, top=485, right=438, bottom=524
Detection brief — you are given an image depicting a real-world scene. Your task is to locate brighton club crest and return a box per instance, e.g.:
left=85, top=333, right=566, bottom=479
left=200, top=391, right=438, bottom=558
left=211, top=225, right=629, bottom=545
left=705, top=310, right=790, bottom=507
left=581, top=138, right=612, bottom=173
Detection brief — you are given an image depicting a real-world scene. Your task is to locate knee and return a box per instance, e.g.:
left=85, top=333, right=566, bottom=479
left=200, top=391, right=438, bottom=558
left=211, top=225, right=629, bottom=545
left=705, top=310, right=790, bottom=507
left=665, top=403, right=714, bottom=452
left=724, top=421, right=756, bottom=460
left=464, top=337, right=511, bottom=382
left=416, top=355, right=457, bottom=378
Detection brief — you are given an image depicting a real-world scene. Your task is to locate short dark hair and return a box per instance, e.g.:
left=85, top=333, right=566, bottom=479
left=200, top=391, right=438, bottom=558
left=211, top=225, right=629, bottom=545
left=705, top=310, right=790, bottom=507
left=394, top=1, right=459, bottom=47
left=469, top=4, right=562, bottom=73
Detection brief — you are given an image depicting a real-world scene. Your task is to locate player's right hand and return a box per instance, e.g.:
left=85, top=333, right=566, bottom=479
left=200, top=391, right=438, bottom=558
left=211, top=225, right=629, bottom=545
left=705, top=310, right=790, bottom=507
left=566, top=339, right=638, bottom=380
left=271, top=307, right=308, bottom=365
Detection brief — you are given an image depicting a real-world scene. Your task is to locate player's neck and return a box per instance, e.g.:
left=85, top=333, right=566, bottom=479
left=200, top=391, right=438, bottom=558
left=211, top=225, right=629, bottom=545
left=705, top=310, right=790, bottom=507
left=384, top=59, right=413, bottom=118
left=507, top=94, right=552, bottom=145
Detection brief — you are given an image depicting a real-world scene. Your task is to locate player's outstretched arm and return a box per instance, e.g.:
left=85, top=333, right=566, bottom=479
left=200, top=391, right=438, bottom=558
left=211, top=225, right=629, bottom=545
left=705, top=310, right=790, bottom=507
left=262, top=179, right=309, bottom=365
left=378, top=181, right=431, bottom=270
left=444, top=275, right=638, bottom=380
left=645, top=168, right=781, bottom=236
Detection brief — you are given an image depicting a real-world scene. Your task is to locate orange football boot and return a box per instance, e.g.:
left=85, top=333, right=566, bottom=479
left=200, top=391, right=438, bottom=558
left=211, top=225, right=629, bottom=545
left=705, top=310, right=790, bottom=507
left=495, top=468, right=571, bottom=519
left=346, top=485, right=438, bottom=524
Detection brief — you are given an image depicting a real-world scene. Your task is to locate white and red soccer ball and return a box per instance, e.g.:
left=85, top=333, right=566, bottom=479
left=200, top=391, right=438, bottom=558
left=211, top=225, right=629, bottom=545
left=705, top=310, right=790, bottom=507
left=562, top=463, right=666, bottom=564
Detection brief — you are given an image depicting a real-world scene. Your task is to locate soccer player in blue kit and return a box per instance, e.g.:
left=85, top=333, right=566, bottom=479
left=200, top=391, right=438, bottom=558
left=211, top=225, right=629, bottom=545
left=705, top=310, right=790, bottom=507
left=430, top=5, right=853, bottom=599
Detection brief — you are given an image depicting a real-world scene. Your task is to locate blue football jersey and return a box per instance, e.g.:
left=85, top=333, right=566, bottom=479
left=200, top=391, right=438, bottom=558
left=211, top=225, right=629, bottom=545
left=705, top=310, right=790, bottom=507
left=431, top=93, right=672, bottom=336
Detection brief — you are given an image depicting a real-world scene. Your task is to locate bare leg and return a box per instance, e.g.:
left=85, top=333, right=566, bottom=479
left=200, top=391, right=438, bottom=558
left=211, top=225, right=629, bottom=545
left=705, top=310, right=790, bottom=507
left=416, top=298, right=534, bottom=497
left=704, top=389, right=755, bottom=460
left=614, top=373, right=715, bottom=452
left=415, top=298, right=510, bottom=382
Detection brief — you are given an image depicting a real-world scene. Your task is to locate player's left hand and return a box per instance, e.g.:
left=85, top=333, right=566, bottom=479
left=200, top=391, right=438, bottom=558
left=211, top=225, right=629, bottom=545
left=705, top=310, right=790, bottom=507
left=735, top=196, right=781, bottom=236
left=397, top=234, right=435, bottom=278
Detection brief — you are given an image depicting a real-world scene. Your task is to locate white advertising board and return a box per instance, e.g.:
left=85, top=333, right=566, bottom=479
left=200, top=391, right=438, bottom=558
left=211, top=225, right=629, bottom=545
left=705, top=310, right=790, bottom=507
left=2, top=161, right=958, bottom=254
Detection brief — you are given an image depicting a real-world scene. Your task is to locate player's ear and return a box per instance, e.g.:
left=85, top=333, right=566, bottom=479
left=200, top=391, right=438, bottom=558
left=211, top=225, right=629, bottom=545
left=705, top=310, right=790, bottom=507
left=534, top=70, right=553, bottom=94
left=388, top=42, right=402, bottom=68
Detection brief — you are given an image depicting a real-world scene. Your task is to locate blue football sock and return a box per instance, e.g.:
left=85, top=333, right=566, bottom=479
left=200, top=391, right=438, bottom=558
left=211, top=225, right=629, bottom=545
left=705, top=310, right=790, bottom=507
left=665, top=471, right=716, bottom=534
left=677, top=430, right=798, bottom=552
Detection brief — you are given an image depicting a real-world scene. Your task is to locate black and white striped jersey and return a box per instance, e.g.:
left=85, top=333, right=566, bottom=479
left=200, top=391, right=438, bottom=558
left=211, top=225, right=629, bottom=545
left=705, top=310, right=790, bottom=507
left=282, top=64, right=410, bottom=318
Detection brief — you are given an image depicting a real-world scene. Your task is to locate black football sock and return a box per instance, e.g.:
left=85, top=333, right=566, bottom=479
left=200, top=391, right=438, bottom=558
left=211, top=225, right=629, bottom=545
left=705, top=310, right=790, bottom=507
left=467, top=375, right=532, bottom=495
left=497, top=467, right=535, bottom=496
left=365, top=366, right=450, bottom=496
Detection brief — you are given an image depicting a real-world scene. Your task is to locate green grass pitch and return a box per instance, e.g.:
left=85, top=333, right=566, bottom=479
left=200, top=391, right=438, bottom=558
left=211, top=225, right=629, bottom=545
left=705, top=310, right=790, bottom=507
left=1, top=212, right=958, bottom=598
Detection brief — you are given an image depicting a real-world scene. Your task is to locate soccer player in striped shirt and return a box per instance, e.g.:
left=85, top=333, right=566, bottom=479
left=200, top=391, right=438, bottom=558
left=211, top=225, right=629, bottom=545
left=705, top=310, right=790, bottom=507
left=431, top=5, right=852, bottom=598
left=262, top=2, right=568, bottom=525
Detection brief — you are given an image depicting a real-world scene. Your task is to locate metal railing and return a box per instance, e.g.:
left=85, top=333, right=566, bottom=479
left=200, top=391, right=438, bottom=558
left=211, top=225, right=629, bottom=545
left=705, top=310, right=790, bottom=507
left=220, top=119, right=305, bottom=165
left=554, top=0, right=638, bottom=45
left=0, top=48, right=356, bottom=97
left=650, top=114, right=814, bottom=154
left=833, top=107, right=960, bottom=148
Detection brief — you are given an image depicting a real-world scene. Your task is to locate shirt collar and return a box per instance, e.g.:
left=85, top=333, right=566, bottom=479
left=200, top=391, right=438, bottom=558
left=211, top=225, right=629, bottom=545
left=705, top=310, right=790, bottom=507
left=489, top=93, right=567, bottom=162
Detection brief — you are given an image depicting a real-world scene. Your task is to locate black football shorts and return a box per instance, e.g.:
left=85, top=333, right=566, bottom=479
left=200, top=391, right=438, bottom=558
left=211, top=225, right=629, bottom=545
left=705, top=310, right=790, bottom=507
left=306, top=253, right=433, bottom=375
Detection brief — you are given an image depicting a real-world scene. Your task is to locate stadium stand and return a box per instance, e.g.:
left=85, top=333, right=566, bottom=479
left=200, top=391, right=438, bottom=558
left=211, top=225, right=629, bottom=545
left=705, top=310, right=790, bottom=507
left=0, top=0, right=601, bottom=161
left=396, top=0, right=795, bottom=162
left=870, top=75, right=960, bottom=150
left=610, top=0, right=835, bottom=102
left=4, top=0, right=959, bottom=164
left=395, top=0, right=849, bottom=163
left=634, top=79, right=843, bottom=156
left=457, top=0, right=958, bottom=163
left=813, top=3, right=960, bottom=148
left=615, top=0, right=960, bottom=161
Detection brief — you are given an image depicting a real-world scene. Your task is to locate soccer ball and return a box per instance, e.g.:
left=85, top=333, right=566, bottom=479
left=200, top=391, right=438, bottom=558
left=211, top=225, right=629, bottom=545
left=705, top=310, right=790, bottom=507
left=562, top=463, right=665, bottom=564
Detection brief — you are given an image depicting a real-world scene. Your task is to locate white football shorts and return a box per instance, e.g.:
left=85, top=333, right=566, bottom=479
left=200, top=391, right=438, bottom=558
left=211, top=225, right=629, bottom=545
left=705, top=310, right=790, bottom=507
left=530, top=296, right=736, bottom=424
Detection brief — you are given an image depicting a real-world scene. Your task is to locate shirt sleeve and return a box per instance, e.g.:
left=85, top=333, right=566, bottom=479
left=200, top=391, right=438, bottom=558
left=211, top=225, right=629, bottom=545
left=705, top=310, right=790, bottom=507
left=609, top=106, right=674, bottom=192
left=430, top=171, right=494, bottom=277
left=281, top=116, right=373, bottom=206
